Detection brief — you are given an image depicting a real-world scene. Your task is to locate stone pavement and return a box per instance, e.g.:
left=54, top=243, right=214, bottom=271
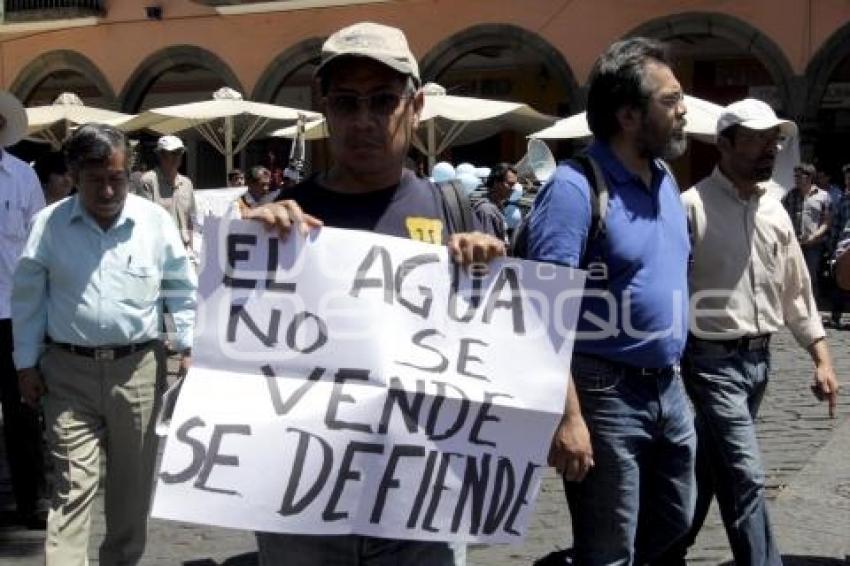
left=1, top=327, right=848, bottom=565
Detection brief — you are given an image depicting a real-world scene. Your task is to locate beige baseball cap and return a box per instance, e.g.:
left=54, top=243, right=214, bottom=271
left=316, top=22, right=420, bottom=85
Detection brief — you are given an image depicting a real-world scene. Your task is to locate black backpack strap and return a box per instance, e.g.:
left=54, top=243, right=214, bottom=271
left=572, top=153, right=609, bottom=271
left=438, top=179, right=476, bottom=234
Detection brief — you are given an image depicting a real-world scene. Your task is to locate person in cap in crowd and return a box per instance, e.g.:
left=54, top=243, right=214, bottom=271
left=0, top=90, right=48, bottom=530
left=660, top=98, right=839, bottom=566
left=782, top=162, right=831, bottom=298
left=236, top=165, right=278, bottom=214
left=35, top=151, right=73, bottom=205
left=227, top=168, right=245, bottom=187
left=240, top=21, right=505, bottom=566
left=526, top=37, right=694, bottom=565
left=12, top=123, right=197, bottom=565
left=826, top=162, right=850, bottom=327
left=134, top=135, right=197, bottom=255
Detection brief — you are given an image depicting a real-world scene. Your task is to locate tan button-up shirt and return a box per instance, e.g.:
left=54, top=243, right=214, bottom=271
left=135, top=168, right=196, bottom=248
left=683, top=166, right=824, bottom=347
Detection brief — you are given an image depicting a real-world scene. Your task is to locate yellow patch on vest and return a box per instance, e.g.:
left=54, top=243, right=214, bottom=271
left=405, top=217, right=443, bottom=245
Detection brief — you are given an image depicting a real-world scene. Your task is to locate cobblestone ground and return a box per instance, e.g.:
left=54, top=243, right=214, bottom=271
left=1, top=327, right=848, bottom=565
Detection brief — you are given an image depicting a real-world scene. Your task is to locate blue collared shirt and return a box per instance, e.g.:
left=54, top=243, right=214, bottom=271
left=527, top=141, right=690, bottom=368
left=12, top=193, right=197, bottom=368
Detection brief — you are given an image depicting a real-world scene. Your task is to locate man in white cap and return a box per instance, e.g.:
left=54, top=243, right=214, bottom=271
left=135, top=135, right=196, bottom=256
left=661, top=98, right=839, bottom=565
left=242, top=20, right=505, bottom=566
left=0, top=90, right=47, bottom=529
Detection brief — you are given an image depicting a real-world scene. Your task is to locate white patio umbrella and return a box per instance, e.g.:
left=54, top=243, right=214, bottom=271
left=114, top=87, right=321, bottom=173
left=414, top=83, right=556, bottom=169
left=530, top=94, right=724, bottom=141
left=271, top=82, right=557, bottom=169
left=26, top=92, right=132, bottom=149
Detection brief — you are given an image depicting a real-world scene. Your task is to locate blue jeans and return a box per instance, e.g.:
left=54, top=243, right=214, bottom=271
left=254, top=533, right=464, bottom=565
left=565, top=354, right=696, bottom=566
left=678, top=340, right=782, bottom=566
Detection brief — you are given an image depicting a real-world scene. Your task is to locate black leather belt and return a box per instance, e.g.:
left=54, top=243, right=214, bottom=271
left=575, top=353, right=678, bottom=378
left=689, top=334, right=771, bottom=353
left=52, top=340, right=157, bottom=361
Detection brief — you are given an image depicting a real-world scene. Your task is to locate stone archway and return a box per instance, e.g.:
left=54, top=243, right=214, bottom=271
left=628, top=12, right=796, bottom=115
left=252, top=37, right=323, bottom=103
left=805, top=21, right=850, bottom=119
left=419, top=24, right=579, bottom=165
left=10, top=49, right=118, bottom=108
left=802, top=22, right=850, bottom=172
left=120, top=45, right=243, bottom=112
left=420, top=23, right=580, bottom=112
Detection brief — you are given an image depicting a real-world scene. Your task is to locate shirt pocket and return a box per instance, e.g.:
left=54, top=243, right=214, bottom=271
left=0, top=204, right=26, bottom=240
left=122, top=263, right=159, bottom=305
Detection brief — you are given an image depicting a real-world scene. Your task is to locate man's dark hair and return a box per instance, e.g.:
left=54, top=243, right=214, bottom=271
left=486, top=163, right=517, bottom=188
left=64, top=123, right=128, bottom=172
left=586, top=37, right=671, bottom=142
left=228, top=168, right=243, bottom=182
left=34, top=152, right=67, bottom=186
left=246, top=165, right=270, bottom=184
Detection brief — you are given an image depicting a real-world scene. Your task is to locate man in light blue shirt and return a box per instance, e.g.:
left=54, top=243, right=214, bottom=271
left=12, top=123, right=196, bottom=566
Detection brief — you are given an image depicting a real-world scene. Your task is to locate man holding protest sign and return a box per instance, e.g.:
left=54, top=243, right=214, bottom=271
left=526, top=38, right=696, bottom=564
left=12, top=124, right=197, bottom=565
left=239, top=21, right=507, bottom=566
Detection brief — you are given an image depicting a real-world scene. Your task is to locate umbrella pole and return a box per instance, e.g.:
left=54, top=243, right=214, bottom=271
left=225, top=116, right=234, bottom=179
left=427, top=119, right=436, bottom=172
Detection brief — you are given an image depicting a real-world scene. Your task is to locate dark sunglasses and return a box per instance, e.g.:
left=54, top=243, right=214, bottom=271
left=326, top=92, right=410, bottom=117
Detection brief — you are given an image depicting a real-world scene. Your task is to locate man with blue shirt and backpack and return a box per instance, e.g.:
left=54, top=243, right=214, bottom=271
left=527, top=38, right=696, bottom=565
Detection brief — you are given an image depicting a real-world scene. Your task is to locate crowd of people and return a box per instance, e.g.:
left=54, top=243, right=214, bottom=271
left=0, top=19, right=844, bottom=566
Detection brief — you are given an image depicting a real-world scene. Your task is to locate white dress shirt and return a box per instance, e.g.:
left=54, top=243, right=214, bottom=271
left=684, top=166, right=824, bottom=347
left=0, top=150, right=45, bottom=320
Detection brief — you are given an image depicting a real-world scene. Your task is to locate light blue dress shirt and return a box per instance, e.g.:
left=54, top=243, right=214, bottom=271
left=12, top=193, right=197, bottom=368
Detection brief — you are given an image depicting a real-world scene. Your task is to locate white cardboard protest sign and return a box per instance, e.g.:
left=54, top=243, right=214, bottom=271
left=153, top=219, right=585, bottom=544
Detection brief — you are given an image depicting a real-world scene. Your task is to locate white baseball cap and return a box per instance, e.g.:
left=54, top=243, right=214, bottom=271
left=156, top=135, right=185, bottom=152
left=716, top=98, right=798, bottom=139
left=0, top=91, right=28, bottom=148
left=317, top=22, right=420, bottom=85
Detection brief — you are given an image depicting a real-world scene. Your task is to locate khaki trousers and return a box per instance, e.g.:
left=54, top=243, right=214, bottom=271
left=40, top=343, right=165, bottom=566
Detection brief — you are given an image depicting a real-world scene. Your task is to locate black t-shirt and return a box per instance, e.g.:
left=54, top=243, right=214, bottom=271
left=276, top=169, right=460, bottom=245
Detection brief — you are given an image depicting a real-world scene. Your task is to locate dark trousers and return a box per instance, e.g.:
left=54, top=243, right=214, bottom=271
left=0, top=318, right=45, bottom=516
